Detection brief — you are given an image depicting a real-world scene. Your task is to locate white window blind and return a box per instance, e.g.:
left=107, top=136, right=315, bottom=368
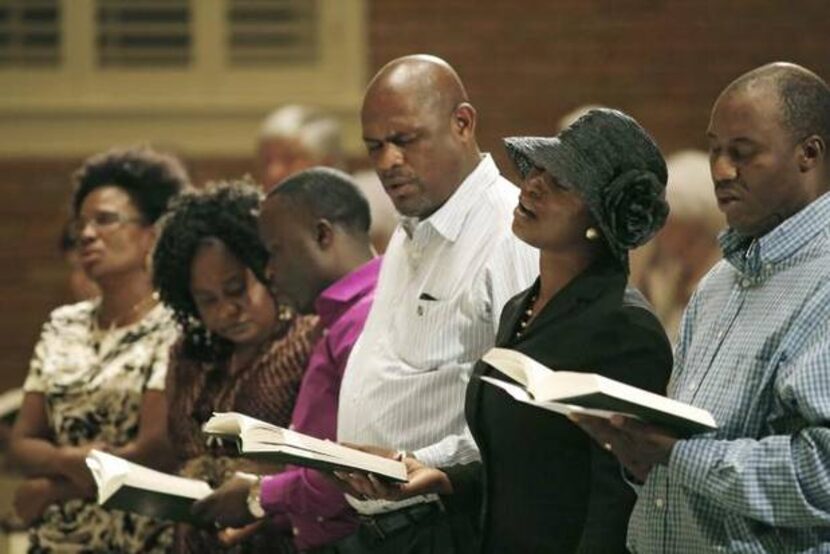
left=96, top=0, right=191, bottom=67
left=227, top=0, right=317, bottom=67
left=0, top=0, right=60, bottom=67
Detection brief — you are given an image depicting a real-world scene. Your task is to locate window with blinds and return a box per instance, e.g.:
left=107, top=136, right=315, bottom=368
left=0, top=0, right=60, bottom=67
left=96, top=0, right=191, bottom=67
left=228, top=0, right=317, bottom=67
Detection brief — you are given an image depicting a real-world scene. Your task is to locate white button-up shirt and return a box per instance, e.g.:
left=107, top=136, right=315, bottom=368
left=338, top=154, right=538, bottom=512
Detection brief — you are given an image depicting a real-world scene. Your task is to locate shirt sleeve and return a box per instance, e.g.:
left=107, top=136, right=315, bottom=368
left=259, top=324, right=350, bottom=521
left=668, top=320, right=830, bottom=527
left=260, top=467, right=350, bottom=520
left=412, top=427, right=480, bottom=468
left=22, top=317, right=56, bottom=393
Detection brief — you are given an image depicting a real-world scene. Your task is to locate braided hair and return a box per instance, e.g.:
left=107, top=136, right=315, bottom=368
left=153, top=178, right=270, bottom=361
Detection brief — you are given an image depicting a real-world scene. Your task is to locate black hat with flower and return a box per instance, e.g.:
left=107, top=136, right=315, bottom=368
left=504, top=108, right=670, bottom=271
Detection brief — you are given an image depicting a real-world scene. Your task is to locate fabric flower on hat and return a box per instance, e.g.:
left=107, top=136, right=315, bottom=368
left=503, top=108, right=670, bottom=271
left=600, top=168, right=670, bottom=251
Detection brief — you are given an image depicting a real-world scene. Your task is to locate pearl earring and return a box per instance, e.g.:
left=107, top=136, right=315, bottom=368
left=585, top=227, right=600, bottom=241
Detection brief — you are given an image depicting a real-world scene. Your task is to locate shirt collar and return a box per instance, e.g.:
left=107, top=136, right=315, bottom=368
left=720, top=190, right=830, bottom=278
left=314, top=257, right=382, bottom=328
left=399, top=154, right=500, bottom=242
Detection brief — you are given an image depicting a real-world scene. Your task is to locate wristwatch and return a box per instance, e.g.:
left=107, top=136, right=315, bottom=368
left=235, top=471, right=266, bottom=519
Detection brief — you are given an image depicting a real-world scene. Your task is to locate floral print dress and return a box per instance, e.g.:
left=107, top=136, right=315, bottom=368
left=23, top=299, right=179, bottom=553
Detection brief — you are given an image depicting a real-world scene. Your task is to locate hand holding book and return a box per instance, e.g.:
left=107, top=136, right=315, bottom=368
left=570, top=413, right=678, bottom=482
left=201, top=413, right=408, bottom=483
left=333, top=453, right=450, bottom=502
left=481, top=348, right=717, bottom=438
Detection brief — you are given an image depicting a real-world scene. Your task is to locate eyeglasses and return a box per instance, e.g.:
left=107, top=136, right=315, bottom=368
left=71, top=211, right=145, bottom=236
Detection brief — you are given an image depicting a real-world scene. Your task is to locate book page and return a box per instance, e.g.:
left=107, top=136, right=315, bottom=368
left=86, top=450, right=212, bottom=503
left=480, top=376, right=625, bottom=419
left=204, top=413, right=407, bottom=481
left=483, top=348, right=570, bottom=400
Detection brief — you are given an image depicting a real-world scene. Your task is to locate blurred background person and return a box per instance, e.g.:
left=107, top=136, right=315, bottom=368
left=153, top=179, right=319, bottom=554
left=9, top=146, right=188, bottom=552
left=257, top=104, right=396, bottom=252
left=629, top=150, right=724, bottom=340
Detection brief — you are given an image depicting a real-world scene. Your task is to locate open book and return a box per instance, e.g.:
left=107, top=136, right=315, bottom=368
left=202, top=412, right=407, bottom=483
left=481, top=348, right=717, bottom=437
left=85, top=450, right=212, bottom=523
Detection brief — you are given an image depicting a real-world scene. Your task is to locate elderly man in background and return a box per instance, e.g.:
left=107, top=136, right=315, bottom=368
left=577, top=62, right=830, bottom=552
left=257, top=104, right=396, bottom=252
left=334, top=54, right=537, bottom=553
left=629, top=150, right=725, bottom=341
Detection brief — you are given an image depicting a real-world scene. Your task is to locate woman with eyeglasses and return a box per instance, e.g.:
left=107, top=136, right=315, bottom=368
left=153, top=180, right=318, bottom=554
left=9, top=146, right=188, bottom=552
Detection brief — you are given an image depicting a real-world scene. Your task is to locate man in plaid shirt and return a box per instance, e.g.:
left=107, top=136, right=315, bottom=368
left=576, top=62, right=830, bottom=552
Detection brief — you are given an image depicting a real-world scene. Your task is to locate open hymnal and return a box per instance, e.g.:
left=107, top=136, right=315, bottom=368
left=85, top=450, right=212, bottom=523
left=481, top=347, right=717, bottom=437
left=202, top=412, right=407, bottom=483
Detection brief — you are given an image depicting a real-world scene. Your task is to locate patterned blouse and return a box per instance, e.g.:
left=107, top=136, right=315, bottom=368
left=23, top=299, right=179, bottom=553
left=166, top=314, right=320, bottom=554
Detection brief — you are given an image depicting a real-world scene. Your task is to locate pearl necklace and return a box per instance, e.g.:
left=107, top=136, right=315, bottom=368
left=515, top=291, right=539, bottom=339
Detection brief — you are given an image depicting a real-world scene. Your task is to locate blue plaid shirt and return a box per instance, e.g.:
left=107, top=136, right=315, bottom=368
left=628, top=191, right=830, bottom=553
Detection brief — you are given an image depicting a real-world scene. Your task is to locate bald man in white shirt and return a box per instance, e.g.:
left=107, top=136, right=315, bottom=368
left=333, top=55, right=537, bottom=554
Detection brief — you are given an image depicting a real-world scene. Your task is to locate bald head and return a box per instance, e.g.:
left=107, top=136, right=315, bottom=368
left=719, top=62, right=830, bottom=146
left=361, top=55, right=481, bottom=219
left=364, top=54, right=470, bottom=118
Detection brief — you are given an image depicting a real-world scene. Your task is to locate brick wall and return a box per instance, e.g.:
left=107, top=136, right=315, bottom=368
left=1, top=1, right=829, bottom=390
left=369, top=0, right=830, bottom=180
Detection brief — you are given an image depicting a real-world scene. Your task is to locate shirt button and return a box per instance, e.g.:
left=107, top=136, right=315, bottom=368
left=717, top=331, right=725, bottom=340
left=655, top=498, right=664, bottom=509
left=740, top=278, right=751, bottom=287
left=292, top=527, right=300, bottom=536
left=416, top=306, right=424, bottom=316
left=687, top=383, right=695, bottom=392
left=316, top=516, right=325, bottom=523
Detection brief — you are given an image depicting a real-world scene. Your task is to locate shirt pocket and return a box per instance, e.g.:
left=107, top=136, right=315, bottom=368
left=390, top=286, right=489, bottom=372
left=391, top=294, right=451, bottom=371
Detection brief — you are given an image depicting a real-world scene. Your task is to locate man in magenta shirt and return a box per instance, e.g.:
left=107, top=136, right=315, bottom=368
left=192, top=167, right=380, bottom=552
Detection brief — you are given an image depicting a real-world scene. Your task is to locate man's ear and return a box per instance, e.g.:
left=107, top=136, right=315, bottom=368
left=798, top=134, right=825, bottom=172
left=315, top=219, right=336, bottom=249
left=452, top=103, right=477, bottom=140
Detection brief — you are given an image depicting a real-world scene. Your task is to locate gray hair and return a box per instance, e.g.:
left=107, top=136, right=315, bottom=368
left=259, top=104, right=344, bottom=167
left=665, top=150, right=724, bottom=234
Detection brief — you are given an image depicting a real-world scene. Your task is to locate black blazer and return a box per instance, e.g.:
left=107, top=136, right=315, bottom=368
left=444, top=261, right=673, bottom=554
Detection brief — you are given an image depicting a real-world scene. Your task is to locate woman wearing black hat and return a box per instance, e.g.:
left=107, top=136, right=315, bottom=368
left=342, top=108, right=673, bottom=553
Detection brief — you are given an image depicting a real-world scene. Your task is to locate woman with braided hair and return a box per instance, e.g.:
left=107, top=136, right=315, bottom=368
left=154, top=179, right=318, bottom=554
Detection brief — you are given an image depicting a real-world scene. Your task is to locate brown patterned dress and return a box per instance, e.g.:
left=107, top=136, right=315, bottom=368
left=166, top=314, right=320, bottom=554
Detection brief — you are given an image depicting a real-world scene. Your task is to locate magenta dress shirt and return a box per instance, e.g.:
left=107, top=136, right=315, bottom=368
left=260, top=257, right=381, bottom=550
